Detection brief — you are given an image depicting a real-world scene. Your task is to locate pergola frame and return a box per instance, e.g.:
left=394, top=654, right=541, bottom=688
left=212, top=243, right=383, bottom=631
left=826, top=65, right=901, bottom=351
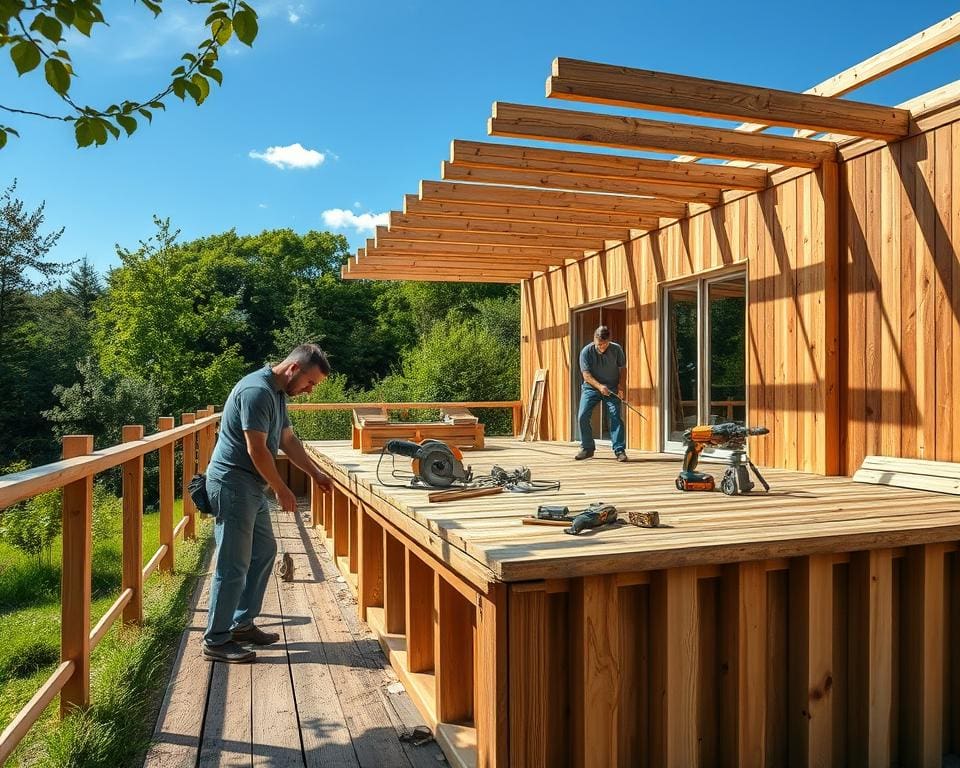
left=343, top=15, right=960, bottom=284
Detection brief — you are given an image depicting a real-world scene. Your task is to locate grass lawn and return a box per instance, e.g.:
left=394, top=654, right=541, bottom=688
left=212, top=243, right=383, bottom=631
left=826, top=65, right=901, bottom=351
left=0, top=498, right=213, bottom=767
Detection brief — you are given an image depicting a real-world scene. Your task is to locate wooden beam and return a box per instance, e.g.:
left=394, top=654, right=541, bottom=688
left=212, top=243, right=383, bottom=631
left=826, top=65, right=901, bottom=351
left=451, top=139, right=768, bottom=190
left=374, top=224, right=617, bottom=251
left=388, top=210, right=647, bottom=239
left=369, top=235, right=590, bottom=259
left=364, top=246, right=566, bottom=265
left=489, top=102, right=838, bottom=167
left=443, top=160, right=720, bottom=203
left=349, top=259, right=539, bottom=278
left=360, top=255, right=562, bottom=272
left=342, top=267, right=523, bottom=284
left=547, top=58, right=909, bottom=140
left=405, top=194, right=662, bottom=228
left=420, top=179, right=687, bottom=218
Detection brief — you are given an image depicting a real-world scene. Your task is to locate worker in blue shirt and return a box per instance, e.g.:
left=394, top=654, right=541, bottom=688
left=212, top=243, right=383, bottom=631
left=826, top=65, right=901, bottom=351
left=576, top=325, right=627, bottom=462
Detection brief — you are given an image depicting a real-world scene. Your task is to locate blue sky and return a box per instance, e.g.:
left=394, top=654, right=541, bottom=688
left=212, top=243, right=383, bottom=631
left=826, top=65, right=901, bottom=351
left=2, top=0, right=959, bottom=274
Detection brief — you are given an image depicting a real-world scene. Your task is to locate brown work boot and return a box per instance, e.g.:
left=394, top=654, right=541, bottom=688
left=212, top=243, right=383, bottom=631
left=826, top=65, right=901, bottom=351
left=202, top=640, right=256, bottom=663
left=616, top=451, right=628, bottom=463
left=574, top=449, right=594, bottom=460
left=231, top=623, right=280, bottom=646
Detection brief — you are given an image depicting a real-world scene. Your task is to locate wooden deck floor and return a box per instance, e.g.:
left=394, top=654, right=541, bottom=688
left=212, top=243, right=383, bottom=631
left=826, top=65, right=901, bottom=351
left=307, top=438, right=960, bottom=582
left=143, top=503, right=449, bottom=768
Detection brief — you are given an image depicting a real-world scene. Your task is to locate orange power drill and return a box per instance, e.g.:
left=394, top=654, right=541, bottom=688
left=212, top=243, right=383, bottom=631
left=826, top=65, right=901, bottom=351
left=676, top=423, right=769, bottom=494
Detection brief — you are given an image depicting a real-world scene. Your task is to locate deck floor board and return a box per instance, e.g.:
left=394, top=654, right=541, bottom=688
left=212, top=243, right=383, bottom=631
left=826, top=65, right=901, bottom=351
left=305, top=438, right=960, bottom=581
left=144, top=504, right=447, bottom=768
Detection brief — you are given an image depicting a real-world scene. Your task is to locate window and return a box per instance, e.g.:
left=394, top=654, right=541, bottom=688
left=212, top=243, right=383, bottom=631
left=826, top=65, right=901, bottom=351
left=662, top=272, right=746, bottom=451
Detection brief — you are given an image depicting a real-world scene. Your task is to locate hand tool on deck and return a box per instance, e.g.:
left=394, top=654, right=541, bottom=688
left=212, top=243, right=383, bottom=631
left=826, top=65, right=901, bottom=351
left=428, top=485, right=504, bottom=503
left=676, top=423, right=770, bottom=495
left=564, top=502, right=618, bottom=535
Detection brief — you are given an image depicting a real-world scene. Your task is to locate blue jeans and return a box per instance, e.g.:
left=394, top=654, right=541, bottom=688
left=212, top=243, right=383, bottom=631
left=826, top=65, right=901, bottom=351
left=203, top=477, right=277, bottom=646
left=578, top=385, right=625, bottom=454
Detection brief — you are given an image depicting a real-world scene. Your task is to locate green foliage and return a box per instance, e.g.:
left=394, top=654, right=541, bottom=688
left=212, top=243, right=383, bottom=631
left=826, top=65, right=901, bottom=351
left=44, top=356, right=163, bottom=449
left=91, top=484, right=121, bottom=541
left=0, top=464, right=61, bottom=561
left=287, top=373, right=360, bottom=440
left=0, top=0, right=260, bottom=148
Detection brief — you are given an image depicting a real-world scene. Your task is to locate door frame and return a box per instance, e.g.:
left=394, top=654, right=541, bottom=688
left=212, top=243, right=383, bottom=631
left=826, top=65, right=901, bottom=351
left=569, top=294, right=627, bottom=443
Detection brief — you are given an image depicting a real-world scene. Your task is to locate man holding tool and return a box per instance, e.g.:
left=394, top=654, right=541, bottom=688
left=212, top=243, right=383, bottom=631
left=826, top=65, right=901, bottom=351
left=575, top=325, right=628, bottom=462
left=202, top=343, right=332, bottom=663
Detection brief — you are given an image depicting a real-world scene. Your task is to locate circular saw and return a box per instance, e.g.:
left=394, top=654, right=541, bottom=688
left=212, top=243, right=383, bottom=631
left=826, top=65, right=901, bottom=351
left=381, top=439, right=473, bottom=488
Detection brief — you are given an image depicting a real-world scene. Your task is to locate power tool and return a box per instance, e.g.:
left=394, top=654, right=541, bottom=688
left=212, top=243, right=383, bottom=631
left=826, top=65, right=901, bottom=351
left=524, top=503, right=619, bottom=534
left=676, top=423, right=770, bottom=495
left=379, top=438, right=473, bottom=489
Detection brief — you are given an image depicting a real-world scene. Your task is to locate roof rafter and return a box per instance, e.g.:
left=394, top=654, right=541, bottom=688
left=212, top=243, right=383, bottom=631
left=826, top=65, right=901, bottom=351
left=450, top=139, right=768, bottom=190
left=419, top=180, right=686, bottom=218
left=547, top=58, right=910, bottom=140
left=489, top=102, right=838, bottom=167
left=442, top=160, right=719, bottom=203
left=374, top=225, right=617, bottom=251
left=368, top=236, right=590, bottom=259
left=388, top=211, right=651, bottom=239
left=404, top=195, right=659, bottom=228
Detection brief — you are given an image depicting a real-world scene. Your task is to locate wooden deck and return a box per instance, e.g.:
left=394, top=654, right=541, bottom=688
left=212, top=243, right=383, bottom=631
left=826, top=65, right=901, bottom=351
left=142, top=503, right=449, bottom=768
left=306, top=437, right=960, bottom=583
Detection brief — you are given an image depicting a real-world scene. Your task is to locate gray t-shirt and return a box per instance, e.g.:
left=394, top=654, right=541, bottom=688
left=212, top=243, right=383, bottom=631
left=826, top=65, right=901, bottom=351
left=207, top=366, right=291, bottom=489
left=579, top=341, right=626, bottom=391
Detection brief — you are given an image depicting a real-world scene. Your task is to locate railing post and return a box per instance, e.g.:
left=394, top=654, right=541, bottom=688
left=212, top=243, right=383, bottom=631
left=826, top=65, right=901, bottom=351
left=158, top=417, right=175, bottom=573
left=61, top=434, right=94, bottom=718
left=181, top=413, right=197, bottom=540
left=512, top=403, right=522, bottom=436
left=121, top=425, right=145, bottom=627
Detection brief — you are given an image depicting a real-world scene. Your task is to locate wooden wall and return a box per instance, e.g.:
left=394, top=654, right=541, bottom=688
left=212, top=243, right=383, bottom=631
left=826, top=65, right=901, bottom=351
left=521, top=164, right=840, bottom=474
left=841, top=122, right=960, bottom=474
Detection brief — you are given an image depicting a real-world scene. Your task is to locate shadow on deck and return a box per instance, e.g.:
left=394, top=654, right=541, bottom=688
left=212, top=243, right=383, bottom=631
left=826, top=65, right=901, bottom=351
left=143, top=500, right=447, bottom=768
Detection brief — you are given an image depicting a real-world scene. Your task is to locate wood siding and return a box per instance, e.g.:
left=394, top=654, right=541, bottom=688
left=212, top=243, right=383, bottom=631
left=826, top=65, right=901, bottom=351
left=522, top=116, right=960, bottom=476
left=522, top=166, right=839, bottom=473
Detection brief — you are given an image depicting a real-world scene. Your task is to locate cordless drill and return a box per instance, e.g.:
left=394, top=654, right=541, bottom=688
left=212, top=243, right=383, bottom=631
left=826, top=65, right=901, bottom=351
left=676, top=423, right=769, bottom=494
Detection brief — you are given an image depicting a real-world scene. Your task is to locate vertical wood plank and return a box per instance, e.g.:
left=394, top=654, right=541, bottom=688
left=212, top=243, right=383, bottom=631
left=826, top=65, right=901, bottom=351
left=933, top=124, right=953, bottom=460
left=820, top=160, right=841, bottom=475
left=158, top=416, right=175, bottom=572
left=309, top=477, right=321, bottom=530
left=61, top=434, right=94, bottom=717
left=953, top=122, right=960, bottom=463
left=435, top=575, right=474, bottom=724
left=651, top=566, right=699, bottom=768
left=729, top=561, right=767, bottom=767
left=333, top=487, right=348, bottom=559
left=571, top=575, right=620, bottom=767
left=383, top=530, right=406, bottom=634
left=847, top=158, right=868, bottom=475
left=880, top=146, right=903, bottom=459
left=619, top=584, right=649, bottom=768
left=180, top=414, right=197, bottom=540
left=797, top=173, right=811, bottom=473
left=405, top=549, right=434, bottom=673
left=348, top=498, right=359, bottom=574
left=121, top=425, right=145, bottom=626
left=864, top=151, right=883, bottom=460
left=476, top=583, right=508, bottom=768
left=900, top=543, right=945, bottom=767
left=788, top=554, right=834, bottom=768
left=849, top=549, right=893, bottom=768
left=915, top=131, right=936, bottom=458
left=509, top=587, right=549, bottom=768
left=358, top=509, right=383, bottom=619
left=899, top=138, right=919, bottom=460
left=783, top=178, right=798, bottom=470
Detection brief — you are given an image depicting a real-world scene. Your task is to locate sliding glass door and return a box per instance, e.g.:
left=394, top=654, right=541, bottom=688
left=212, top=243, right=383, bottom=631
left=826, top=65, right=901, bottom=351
left=662, top=272, right=746, bottom=452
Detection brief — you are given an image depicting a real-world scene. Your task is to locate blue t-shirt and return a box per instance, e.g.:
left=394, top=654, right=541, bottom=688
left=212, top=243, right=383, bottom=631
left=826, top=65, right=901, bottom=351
left=208, top=366, right=291, bottom=489
left=579, top=341, right=626, bottom=391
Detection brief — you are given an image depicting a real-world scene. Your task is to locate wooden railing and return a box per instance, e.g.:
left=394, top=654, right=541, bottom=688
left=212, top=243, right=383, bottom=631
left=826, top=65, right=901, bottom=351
left=288, top=400, right=525, bottom=435
left=0, top=408, right=220, bottom=764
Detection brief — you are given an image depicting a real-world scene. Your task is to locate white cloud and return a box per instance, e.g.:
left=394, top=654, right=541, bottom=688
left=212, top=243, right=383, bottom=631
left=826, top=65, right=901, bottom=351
left=258, top=203, right=269, bottom=209
left=288, top=8, right=301, bottom=23
left=353, top=201, right=362, bottom=209
left=322, top=209, right=388, bottom=235
left=249, top=143, right=325, bottom=169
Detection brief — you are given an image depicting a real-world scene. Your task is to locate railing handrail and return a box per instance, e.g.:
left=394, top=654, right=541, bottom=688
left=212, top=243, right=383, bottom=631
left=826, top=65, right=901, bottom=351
left=288, top=400, right=522, bottom=411
left=0, top=414, right=220, bottom=510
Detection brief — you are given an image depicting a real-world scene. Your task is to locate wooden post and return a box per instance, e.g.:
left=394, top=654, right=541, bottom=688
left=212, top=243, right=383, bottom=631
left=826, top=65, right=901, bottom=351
left=158, top=416, right=175, bottom=573
left=571, top=574, right=621, bottom=768
left=508, top=586, right=548, bottom=767
left=196, top=409, right=210, bottom=474
left=788, top=554, right=834, bottom=767
left=405, top=549, right=434, bottom=673
left=358, top=510, right=383, bottom=620
left=181, top=413, right=197, bottom=540
left=60, top=434, right=94, bottom=717
left=309, top=477, right=321, bottom=530
left=512, top=403, right=522, bottom=436
left=476, top=583, right=508, bottom=768
left=121, top=426, right=145, bottom=626
left=435, top=574, right=474, bottom=723
left=383, top=530, right=406, bottom=634
left=333, top=488, right=348, bottom=559
left=348, top=498, right=359, bottom=575
left=849, top=549, right=893, bottom=767
left=901, top=543, right=945, bottom=767
left=651, top=566, right=700, bottom=768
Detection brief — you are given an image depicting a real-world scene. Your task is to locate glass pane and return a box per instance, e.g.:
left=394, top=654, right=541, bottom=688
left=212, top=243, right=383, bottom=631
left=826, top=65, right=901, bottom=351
left=666, top=288, right=698, bottom=443
left=708, top=276, right=746, bottom=425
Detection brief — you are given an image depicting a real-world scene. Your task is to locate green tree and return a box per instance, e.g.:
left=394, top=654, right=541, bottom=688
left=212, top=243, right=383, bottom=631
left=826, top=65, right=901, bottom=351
left=93, top=217, right=247, bottom=412
left=0, top=0, right=259, bottom=148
